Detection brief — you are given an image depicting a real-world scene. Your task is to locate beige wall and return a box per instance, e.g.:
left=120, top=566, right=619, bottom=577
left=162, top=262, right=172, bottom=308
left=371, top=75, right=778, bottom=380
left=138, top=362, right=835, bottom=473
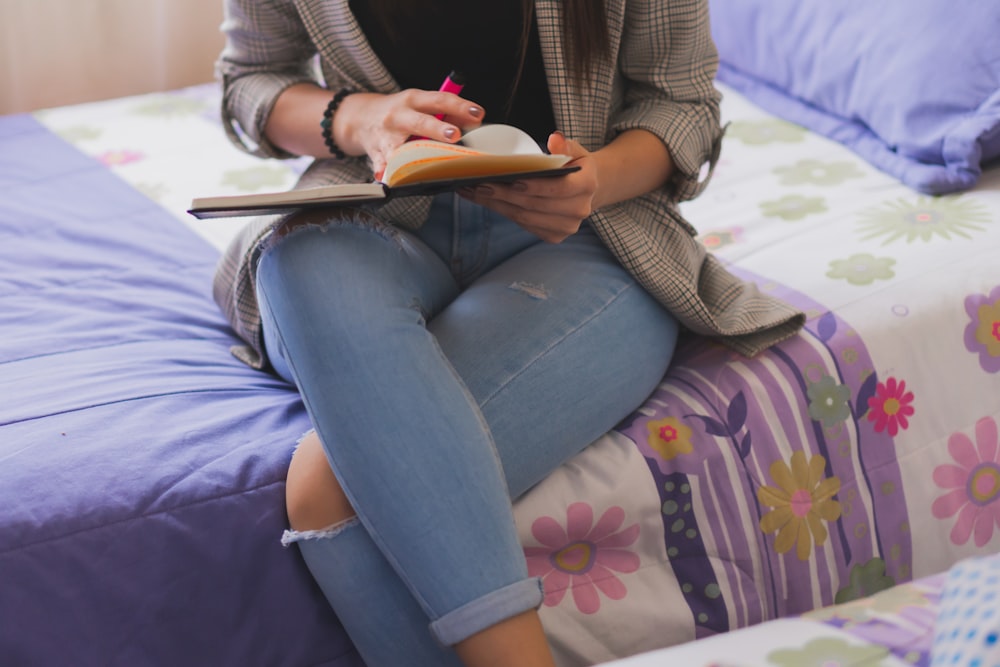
left=0, top=0, right=226, bottom=115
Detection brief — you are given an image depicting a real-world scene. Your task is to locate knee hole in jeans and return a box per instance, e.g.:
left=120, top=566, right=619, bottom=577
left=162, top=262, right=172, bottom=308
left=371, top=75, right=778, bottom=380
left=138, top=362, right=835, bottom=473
left=285, top=430, right=356, bottom=531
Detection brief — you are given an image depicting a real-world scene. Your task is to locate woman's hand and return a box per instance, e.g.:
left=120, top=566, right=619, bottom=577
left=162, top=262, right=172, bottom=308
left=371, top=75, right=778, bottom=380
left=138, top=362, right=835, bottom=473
left=336, top=89, right=484, bottom=178
left=460, top=128, right=677, bottom=243
left=459, top=132, right=599, bottom=244
left=263, top=83, right=484, bottom=174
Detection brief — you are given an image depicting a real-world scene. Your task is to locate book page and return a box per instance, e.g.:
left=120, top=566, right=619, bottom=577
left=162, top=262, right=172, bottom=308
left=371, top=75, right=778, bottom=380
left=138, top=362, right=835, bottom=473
left=386, top=153, right=571, bottom=187
left=382, top=124, right=569, bottom=188
left=459, top=124, right=543, bottom=154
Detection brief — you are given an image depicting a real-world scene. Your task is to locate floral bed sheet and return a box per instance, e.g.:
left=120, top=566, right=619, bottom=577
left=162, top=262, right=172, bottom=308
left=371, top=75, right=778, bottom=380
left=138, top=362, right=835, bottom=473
left=598, top=553, right=1000, bottom=667
left=29, top=83, right=1000, bottom=665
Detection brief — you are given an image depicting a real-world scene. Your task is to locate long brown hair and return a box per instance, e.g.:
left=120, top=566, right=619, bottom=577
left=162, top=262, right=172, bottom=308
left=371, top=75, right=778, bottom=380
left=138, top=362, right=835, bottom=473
left=552, top=0, right=611, bottom=84
left=368, top=0, right=610, bottom=87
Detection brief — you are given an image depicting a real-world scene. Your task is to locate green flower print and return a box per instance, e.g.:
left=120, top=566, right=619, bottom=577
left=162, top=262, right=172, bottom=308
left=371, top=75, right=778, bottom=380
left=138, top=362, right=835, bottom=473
left=133, top=182, right=169, bottom=202
left=49, top=124, right=103, bottom=143
left=807, top=375, right=851, bottom=428
left=761, top=194, right=827, bottom=221
left=774, top=159, right=865, bottom=186
left=768, top=637, right=892, bottom=667
left=809, top=580, right=930, bottom=624
left=827, top=253, right=896, bottom=286
left=131, top=95, right=209, bottom=118
left=728, top=119, right=807, bottom=145
left=857, top=195, right=991, bottom=245
left=834, top=557, right=897, bottom=605
left=221, top=166, right=292, bottom=192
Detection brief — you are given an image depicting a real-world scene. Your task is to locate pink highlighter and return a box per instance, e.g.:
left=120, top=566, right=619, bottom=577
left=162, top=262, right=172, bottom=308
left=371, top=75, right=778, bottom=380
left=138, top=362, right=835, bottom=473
left=434, top=70, right=466, bottom=119
left=409, top=70, right=466, bottom=141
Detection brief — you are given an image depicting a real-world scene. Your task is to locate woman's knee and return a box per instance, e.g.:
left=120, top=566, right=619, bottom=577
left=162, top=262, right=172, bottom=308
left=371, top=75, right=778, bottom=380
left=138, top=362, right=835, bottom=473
left=285, top=430, right=356, bottom=531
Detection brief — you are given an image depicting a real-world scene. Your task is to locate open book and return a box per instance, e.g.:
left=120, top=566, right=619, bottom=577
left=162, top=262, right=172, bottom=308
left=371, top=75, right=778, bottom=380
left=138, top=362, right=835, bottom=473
left=188, top=124, right=578, bottom=219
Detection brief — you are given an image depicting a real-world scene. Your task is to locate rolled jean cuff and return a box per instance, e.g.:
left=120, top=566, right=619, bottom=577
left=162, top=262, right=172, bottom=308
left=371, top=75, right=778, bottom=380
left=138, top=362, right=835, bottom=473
left=429, top=577, right=544, bottom=646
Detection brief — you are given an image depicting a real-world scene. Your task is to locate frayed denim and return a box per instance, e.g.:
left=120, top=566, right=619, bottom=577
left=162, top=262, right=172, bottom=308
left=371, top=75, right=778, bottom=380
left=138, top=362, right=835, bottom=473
left=257, top=194, right=679, bottom=665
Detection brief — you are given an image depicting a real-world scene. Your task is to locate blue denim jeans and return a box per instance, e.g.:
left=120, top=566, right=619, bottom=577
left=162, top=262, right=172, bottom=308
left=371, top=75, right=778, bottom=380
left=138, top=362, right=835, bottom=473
left=256, top=194, right=679, bottom=666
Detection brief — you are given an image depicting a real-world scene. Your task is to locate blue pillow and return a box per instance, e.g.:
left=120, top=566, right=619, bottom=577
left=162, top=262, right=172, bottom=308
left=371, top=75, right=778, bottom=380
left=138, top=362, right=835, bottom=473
left=709, top=0, right=1000, bottom=194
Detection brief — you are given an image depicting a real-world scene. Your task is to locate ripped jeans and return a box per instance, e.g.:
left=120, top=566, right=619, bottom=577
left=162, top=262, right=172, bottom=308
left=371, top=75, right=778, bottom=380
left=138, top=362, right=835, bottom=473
left=255, top=193, right=680, bottom=666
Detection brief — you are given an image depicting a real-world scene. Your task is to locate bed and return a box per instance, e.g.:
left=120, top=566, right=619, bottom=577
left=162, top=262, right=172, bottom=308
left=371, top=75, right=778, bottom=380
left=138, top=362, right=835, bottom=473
left=3, top=1, right=999, bottom=665
left=597, top=552, right=1000, bottom=667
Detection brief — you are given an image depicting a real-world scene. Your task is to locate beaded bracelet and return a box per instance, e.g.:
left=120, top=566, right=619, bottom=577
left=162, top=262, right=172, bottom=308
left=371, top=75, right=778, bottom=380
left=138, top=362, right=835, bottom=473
left=320, top=88, right=355, bottom=159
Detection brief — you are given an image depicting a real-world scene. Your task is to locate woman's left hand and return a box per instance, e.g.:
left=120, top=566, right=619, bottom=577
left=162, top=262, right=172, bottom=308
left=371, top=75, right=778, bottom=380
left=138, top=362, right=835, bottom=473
left=459, top=131, right=599, bottom=244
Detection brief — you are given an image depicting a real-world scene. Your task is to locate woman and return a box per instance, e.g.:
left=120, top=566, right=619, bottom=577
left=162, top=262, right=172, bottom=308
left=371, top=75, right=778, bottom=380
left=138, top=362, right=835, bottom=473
left=212, top=0, right=803, bottom=665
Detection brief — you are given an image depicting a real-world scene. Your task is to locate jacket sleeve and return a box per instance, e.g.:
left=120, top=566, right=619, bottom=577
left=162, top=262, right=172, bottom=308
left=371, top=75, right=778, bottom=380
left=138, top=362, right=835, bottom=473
left=610, top=0, right=724, bottom=202
left=216, top=0, right=321, bottom=158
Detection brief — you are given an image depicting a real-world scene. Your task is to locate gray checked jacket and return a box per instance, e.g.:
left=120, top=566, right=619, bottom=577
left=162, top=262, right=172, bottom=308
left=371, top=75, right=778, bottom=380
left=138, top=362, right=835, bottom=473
left=212, top=0, right=805, bottom=370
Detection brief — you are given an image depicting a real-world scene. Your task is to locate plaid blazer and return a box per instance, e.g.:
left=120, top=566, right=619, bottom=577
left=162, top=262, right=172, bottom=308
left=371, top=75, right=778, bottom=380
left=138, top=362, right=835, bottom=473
left=212, top=0, right=805, bottom=369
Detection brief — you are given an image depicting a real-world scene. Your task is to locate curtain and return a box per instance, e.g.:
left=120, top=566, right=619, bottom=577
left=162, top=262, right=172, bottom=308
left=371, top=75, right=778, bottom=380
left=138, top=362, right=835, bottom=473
left=0, top=0, right=225, bottom=114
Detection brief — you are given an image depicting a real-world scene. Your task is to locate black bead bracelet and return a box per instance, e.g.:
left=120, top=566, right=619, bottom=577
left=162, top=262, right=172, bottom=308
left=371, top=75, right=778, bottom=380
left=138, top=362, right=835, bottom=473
left=320, top=88, right=355, bottom=159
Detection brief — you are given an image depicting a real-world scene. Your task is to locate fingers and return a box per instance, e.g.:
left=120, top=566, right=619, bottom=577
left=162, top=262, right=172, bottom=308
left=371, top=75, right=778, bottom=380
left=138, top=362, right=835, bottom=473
left=473, top=157, right=597, bottom=203
left=458, top=183, right=592, bottom=244
left=470, top=182, right=592, bottom=218
left=343, top=88, right=489, bottom=175
left=547, top=131, right=588, bottom=160
left=356, top=89, right=485, bottom=167
left=456, top=129, right=601, bottom=241
left=547, top=131, right=568, bottom=156
left=492, top=184, right=593, bottom=220
left=468, top=197, right=580, bottom=243
left=398, top=89, right=484, bottom=141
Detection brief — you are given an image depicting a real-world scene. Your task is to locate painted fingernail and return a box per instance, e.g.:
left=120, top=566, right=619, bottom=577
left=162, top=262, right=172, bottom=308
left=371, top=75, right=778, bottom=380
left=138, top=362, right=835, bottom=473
left=444, top=127, right=458, bottom=139
left=469, top=106, right=483, bottom=118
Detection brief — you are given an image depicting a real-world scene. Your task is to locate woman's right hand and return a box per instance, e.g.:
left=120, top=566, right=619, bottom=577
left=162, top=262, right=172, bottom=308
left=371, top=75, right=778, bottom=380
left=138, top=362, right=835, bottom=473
left=336, top=89, right=485, bottom=178
left=264, top=83, right=484, bottom=176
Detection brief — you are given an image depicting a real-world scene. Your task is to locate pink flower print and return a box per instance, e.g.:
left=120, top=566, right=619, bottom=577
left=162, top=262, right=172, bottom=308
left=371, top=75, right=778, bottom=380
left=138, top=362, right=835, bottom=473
left=866, top=376, right=915, bottom=435
left=697, top=227, right=744, bottom=251
left=97, top=149, right=145, bottom=166
left=524, top=502, right=640, bottom=614
left=932, top=417, right=1000, bottom=547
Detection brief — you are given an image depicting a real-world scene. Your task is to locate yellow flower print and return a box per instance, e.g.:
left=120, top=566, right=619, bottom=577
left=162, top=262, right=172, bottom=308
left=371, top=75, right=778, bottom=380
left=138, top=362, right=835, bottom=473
left=965, top=287, right=1000, bottom=373
left=758, top=452, right=842, bottom=561
left=975, top=300, right=1000, bottom=358
left=647, top=417, right=693, bottom=461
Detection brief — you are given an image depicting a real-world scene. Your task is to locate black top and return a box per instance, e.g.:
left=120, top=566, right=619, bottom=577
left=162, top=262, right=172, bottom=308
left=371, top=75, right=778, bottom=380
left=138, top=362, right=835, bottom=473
left=349, top=0, right=557, bottom=147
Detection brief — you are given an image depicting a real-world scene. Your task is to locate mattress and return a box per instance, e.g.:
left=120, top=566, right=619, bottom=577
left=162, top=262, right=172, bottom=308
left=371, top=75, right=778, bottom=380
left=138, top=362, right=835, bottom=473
left=0, top=110, right=355, bottom=665
left=2, top=82, right=999, bottom=666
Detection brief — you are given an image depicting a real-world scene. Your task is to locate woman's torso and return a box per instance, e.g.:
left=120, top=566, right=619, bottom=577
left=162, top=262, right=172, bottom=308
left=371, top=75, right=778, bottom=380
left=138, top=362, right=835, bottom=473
left=347, top=0, right=556, bottom=145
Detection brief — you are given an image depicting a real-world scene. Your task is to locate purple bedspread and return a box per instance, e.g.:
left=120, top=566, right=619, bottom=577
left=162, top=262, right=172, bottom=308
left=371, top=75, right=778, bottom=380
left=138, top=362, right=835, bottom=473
left=0, top=115, right=362, bottom=666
